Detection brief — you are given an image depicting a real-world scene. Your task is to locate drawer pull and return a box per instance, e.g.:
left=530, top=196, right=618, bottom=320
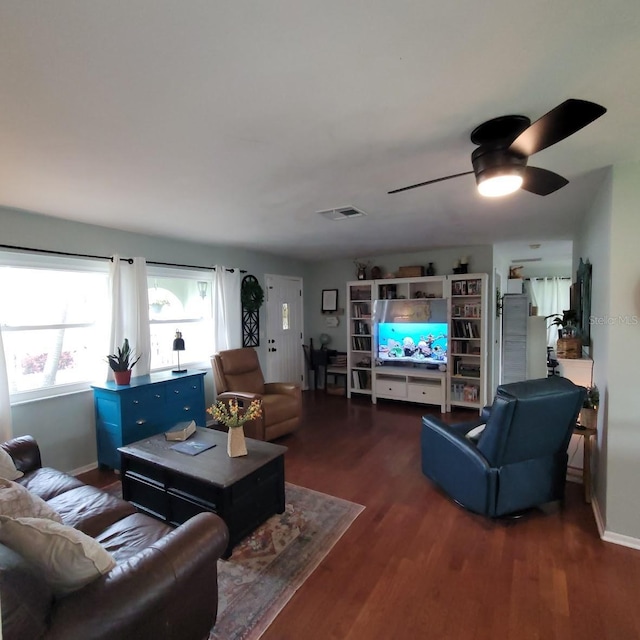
left=183, top=406, right=191, bottom=411
left=155, top=394, right=161, bottom=398
left=136, top=419, right=146, bottom=425
left=133, top=400, right=139, bottom=404
left=174, top=390, right=180, bottom=394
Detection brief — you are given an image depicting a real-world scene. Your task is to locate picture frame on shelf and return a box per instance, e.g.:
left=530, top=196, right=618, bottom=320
left=467, top=280, right=480, bottom=295
left=322, top=289, right=338, bottom=313
left=452, top=281, right=467, bottom=296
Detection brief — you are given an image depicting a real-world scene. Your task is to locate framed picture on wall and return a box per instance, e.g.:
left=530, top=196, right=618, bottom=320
left=322, top=289, right=338, bottom=313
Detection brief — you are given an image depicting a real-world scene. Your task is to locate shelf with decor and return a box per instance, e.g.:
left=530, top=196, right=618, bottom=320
left=347, top=280, right=374, bottom=397
left=448, top=274, right=488, bottom=412
left=375, top=275, right=445, bottom=302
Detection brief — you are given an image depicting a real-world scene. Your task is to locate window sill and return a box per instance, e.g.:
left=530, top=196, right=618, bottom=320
left=10, top=385, right=94, bottom=406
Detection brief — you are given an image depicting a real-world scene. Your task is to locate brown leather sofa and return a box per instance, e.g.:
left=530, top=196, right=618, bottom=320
left=212, top=348, right=301, bottom=441
left=0, top=436, right=229, bottom=640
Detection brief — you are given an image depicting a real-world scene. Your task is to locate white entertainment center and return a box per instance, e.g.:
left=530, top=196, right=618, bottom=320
left=346, top=273, right=489, bottom=413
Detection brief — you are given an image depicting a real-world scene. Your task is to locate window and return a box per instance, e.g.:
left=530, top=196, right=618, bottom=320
left=147, top=268, right=214, bottom=370
left=0, top=253, right=109, bottom=402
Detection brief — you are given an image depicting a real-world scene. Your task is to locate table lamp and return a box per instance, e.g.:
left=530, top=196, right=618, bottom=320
left=172, top=329, right=186, bottom=373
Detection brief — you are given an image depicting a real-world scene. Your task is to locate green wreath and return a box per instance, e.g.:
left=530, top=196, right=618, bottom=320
left=241, top=278, right=264, bottom=312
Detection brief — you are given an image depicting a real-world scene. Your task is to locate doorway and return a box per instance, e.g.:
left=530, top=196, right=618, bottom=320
left=264, top=274, right=304, bottom=385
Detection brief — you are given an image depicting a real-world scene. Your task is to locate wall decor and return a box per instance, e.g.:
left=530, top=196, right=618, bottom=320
left=322, top=289, right=338, bottom=313
left=241, top=275, right=263, bottom=347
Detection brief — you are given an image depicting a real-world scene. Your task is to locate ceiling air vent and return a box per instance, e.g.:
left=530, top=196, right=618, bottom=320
left=317, top=206, right=367, bottom=221
left=511, top=258, right=542, bottom=263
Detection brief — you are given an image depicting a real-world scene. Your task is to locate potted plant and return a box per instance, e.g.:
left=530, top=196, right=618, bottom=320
left=207, top=398, right=262, bottom=457
left=579, top=385, right=599, bottom=430
left=106, top=339, right=141, bottom=385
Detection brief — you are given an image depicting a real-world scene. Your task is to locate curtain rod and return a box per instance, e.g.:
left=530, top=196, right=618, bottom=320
left=0, top=244, right=246, bottom=273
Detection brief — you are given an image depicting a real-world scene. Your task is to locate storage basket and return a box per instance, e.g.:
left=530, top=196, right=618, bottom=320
left=556, top=337, right=581, bottom=359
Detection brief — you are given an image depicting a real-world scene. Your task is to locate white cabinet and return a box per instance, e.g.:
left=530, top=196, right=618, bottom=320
left=527, top=317, right=548, bottom=379
left=558, top=357, right=593, bottom=388
left=374, top=366, right=447, bottom=412
left=502, top=295, right=548, bottom=383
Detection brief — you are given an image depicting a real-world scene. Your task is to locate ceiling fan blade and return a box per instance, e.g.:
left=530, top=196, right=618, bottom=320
left=520, top=166, right=569, bottom=196
left=388, top=170, right=473, bottom=194
left=509, top=99, right=606, bottom=157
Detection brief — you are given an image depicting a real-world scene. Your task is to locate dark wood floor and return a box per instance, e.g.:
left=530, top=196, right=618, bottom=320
left=83, top=391, right=640, bottom=639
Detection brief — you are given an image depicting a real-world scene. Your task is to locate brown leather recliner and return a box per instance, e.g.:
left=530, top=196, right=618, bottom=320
left=212, top=348, right=301, bottom=441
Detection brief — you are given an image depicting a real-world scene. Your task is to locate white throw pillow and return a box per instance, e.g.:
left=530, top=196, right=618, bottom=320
left=0, top=478, right=63, bottom=523
left=0, top=447, right=23, bottom=481
left=0, top=516, right=116, bottom=596
left=465, top=424, right=486, bottom=442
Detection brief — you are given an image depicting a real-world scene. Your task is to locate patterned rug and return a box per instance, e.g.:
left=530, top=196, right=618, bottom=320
left=105, top=481, right=363, bottom=639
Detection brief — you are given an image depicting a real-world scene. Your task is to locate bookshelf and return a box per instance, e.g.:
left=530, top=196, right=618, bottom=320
left=448, top=273, right=488, bottom=411
left=346, top=280, right=374, bottom=397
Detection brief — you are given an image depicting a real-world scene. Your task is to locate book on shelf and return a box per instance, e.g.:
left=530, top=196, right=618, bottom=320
left=352, top=303, right=371, bottom=317
left=352, top=336, right=372, bottom=350
left=353, top=319, right=371, bottom=335
left=165, top=420, right=197, bottom=441
left=452, top=320, right=480, bottom=339
left=351, top=370, right=370, bottom=390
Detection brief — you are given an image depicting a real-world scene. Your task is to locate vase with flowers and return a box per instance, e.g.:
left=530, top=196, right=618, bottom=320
left=207, top=398, right=262, bottom=457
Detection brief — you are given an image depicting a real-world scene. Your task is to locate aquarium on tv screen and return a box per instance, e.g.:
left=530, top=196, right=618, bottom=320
left=377, top=322, right=448, bottom=365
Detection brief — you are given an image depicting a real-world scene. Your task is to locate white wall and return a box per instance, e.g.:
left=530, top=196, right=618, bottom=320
left=575, top=161, right=640, bottom=543
left=605, top=162, right=640, bottom=539
left=574, top=168, right=613, bottom=522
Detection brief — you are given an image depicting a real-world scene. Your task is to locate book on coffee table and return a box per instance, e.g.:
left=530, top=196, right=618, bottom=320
left=164, top=420, right=196, bottom=441
left=170, top=440, right=217, bottom=456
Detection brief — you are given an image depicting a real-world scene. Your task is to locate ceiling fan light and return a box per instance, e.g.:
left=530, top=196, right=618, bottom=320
left=477, top=172, right=523, bottom=198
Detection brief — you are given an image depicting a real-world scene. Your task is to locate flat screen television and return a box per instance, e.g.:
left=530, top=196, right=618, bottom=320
left=377, top=321, right=448, bottom=366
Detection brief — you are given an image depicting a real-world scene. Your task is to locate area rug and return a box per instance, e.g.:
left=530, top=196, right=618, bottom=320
left=104, top=481, right=363, bottom=639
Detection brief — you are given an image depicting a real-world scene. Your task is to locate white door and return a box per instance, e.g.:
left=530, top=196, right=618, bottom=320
left=265, top=274, right=304, bottom=385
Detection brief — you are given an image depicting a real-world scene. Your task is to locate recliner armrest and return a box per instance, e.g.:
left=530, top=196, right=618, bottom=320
left=48, top=513, right=229, bottom=640
left=264, top=382, right=301, bottom=398
left=421, top=416, right=496, bottom=515
left=216, top=391, right=263, bottom=403
left=0, top=436, right=42, bottom=473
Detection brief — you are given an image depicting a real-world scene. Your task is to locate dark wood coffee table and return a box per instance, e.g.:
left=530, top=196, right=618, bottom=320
left=118, top=428, right=287, bottom=557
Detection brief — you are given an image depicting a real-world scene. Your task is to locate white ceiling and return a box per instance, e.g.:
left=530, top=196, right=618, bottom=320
left=0, top=1, right=639, bottom=262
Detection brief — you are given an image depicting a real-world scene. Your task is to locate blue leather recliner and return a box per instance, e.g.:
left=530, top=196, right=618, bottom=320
left=421, top=376, right=586, bottom=517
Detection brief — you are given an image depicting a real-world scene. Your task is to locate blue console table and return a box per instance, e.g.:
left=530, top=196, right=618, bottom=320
left=91, top=370, right=208, bottom=470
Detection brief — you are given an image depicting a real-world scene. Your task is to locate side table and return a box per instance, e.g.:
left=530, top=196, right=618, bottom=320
left=573, top=425, right=597, bottom=503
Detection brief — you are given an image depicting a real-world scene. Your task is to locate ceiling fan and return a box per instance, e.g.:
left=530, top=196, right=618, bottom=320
left=388, top=99, right=607, bottom=198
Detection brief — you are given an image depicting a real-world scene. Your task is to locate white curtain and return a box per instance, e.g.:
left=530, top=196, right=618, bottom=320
left=528, top=277, right=571, bottom=348
left=212, top=266, right=242, bottom=354
left=108, top=256, right=151, bottom=379
left=0, top=326, right=12, bottom=440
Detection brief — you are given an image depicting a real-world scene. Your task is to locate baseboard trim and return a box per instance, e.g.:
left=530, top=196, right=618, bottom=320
left=71, top=461, right=98, bottom=476
left=591, top=495, right=640, bottom=551
left=602, top=529, right=640, bottom=551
